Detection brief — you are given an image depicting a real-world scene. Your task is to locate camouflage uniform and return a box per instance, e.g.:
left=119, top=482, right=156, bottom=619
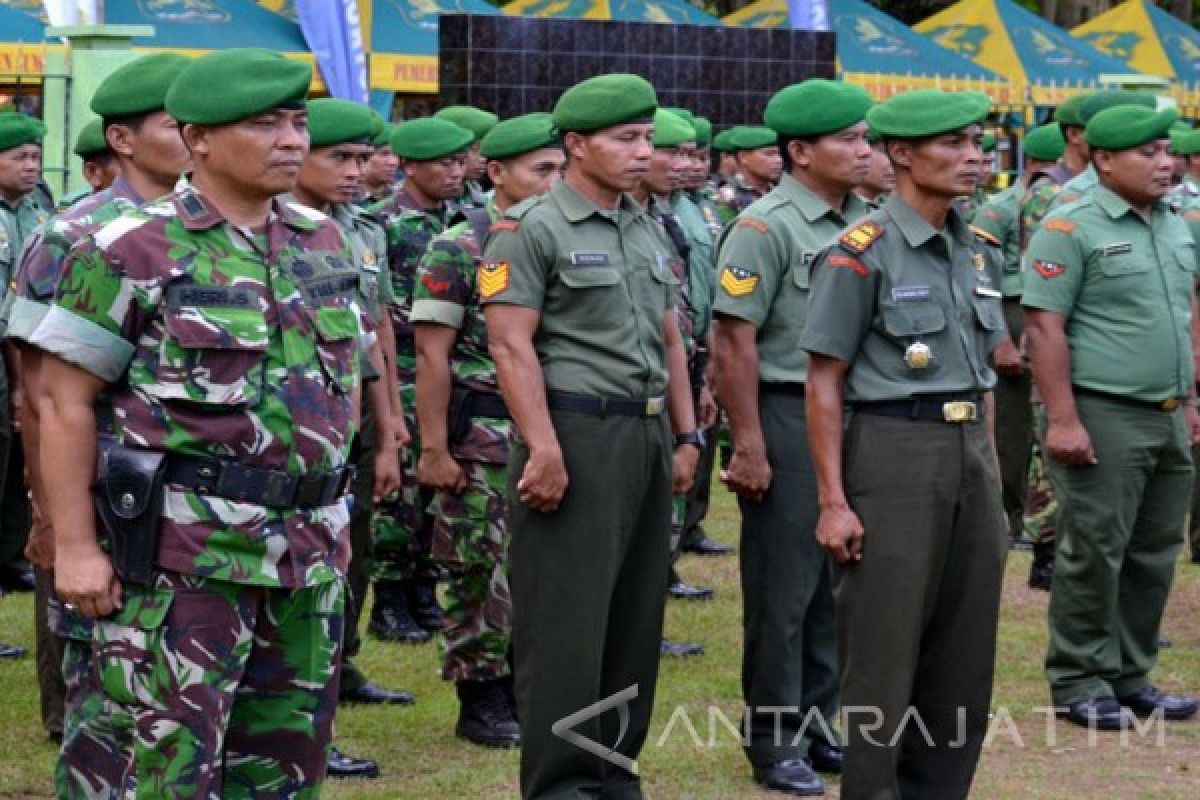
left=32, top=188, right=365, bottom=797
left=713, top=175, right=762, bottom=226
left=369, top=188, right=447, bottom=583
left=410, top=202, right=512, bottom=681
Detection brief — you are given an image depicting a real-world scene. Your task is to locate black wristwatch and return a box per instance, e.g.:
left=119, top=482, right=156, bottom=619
left=673, top=430, right=706, bottom=450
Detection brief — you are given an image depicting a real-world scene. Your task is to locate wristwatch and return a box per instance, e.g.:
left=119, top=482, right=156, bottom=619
left=673, top=430, right=706, bottom=450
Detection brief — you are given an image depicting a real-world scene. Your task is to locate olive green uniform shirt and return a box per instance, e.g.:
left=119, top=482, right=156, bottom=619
left=713, top=173, right=870, bottom=384
left=1021, top=185, right=1197, bottom=403
left=1048, top=164, right=1098, bottom=210
left=0, top=193, right=49, bottom=336
left=799, top=194, right=1007, bottom=402
left=671, top=191, right=715, bottom=341
left=971, top=183, right=1023, bottom=297
left=480, top=180, right=679, bottom=398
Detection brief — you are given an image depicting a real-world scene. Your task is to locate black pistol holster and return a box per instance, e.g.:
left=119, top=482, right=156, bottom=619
left=92, top=435, right=167, bottom=585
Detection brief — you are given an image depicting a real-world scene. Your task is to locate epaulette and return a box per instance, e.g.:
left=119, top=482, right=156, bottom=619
left=506, top=195, right=541, bottom=219
left=286, top=201, right=329, bottom=222
left=838, top=219, right=885, bottom=254
left=733, top=217, right=770, bottom=234
left=970, top=225, right=1001, bottom=247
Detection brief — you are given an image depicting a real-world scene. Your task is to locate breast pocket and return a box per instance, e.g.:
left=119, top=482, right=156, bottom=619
left=556, top=263, right=625, bottom=330
left=1096, top=253, right=1151, bottom=278
left=971, top=296, right=1004, bottom=332
left=310, top=305, right=361, bottom=395
left=881, top=302, right=947, bottom=340
left=151, top=306, right=269, bottom=407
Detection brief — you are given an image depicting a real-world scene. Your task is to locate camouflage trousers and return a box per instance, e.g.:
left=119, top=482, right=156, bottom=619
left=371, top=403, right=438, bottom=582
left=60, top=571, right=344, bottom=799
left=1026, top=405, right=1058, bottom=545
left=429, top=460, right=512, bottom=682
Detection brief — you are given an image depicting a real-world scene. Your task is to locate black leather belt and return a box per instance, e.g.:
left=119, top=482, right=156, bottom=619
left=1073, top=386, right=1183, bottom=412
left=853, top=393, right=983, bottom=423
left=760, top=382, right=806, bottom=397
left=165, top=454, right=355, bottom=510
left=466, top=389, right=510, bottom=420
left=546, top=391, right=666, bottom=417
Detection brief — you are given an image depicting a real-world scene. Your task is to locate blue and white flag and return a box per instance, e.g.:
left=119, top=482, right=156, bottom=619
left=787, top=0, right=830, bottom=32
left=295, top=0, right=369, bottom=104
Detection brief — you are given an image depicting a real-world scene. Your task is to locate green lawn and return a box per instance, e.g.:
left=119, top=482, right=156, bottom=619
left=1, top=481, right=1198, bottom=798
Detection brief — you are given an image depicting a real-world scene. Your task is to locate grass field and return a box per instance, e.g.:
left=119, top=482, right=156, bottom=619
left=1, top=480, right=1198, bottom=799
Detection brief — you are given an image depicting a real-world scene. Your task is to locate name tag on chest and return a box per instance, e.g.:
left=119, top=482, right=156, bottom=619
left=892, top=285, right=931, bottom=302
left=1100, top=242, right=1133, bottom=257
left=569, top=251, right=610, bottom=267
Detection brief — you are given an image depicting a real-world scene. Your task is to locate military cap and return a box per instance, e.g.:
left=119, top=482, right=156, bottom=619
left=1023, top=123, right=1065, bottom=162
left=306, top=98, right=377, bottom=148
left=90, top=53, right=191, bottom=118
left=866, top=127, right=883, bottom=144
left=1053, top=92, right=1092, bottom=127
left=1079, top=90, right=1156, bottom=125
left=390, top=117, right=474, bottom=161
left=73, top=119, right=109, bottom=158
left=764, top=79, right=873, bottom=137
left=0, top=112, right=45, bottom=151
left=1171, top=127, right=1200, bottom=156
left=369, top=109, right=386, bottom=140
left=692, top=116, right=712, bottom=148
left=434, top=105, right=498, bottom=142
left=552, top=73, right=658, bottom=133
left=372, top=122, right=397, bottom=148
left=712, top=128, right=736, bottom=152
left=653, top=109, right=696, bottom=148
left=480, top=112, right=560, bottom=160
left=981, top=132, right=997, bottom=152
left=728, top=126, right=778, bottom=151
left=1085, top=104, right=1178, bottom=151
left=866, top=90, right=990, bottom=139
left=165, top=48, right=311, bottom=125
left=664, top=107, right=696, bottom=129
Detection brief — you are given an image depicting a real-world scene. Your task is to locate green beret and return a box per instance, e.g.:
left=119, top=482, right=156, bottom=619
left=73, top=119, right=109, bottom=158
left=729, top=126, right=778, bottom=151
left=166, top=48, right=311, bottom=125
left=369, top=110, right=385, bottom=139
left=372, top=123, right=397, bottom=149
left=764, top=79, right=873, bottom=137
left=866, top=127, right=883, bottom=144
left=480, top=112, right=560, bottom=160
left=692, top=116, right=712, bottom=148
left=1023, top=123, right=1065, bottom=162
left=1079, top=90, right=1157, bottom=125
left=0, top=112, right=44, bottom=151
left=552, top=73, right=658, bottom=134
left=1171, top=128, right=1200, bottom=156
left=712, top=129, right=736, bottom=152
left=664, top=107, right=696, bottom=129
left=306, top=98, right=376, bottom=148
left=981, top=132, right=997, bottom=152
left=1053, top=92, right=1092, bottom=128
left=434, top=105, right=498, bottom=142
left=90, top=53, right=191, bottom=118
left=653, top=109, right=695, bottom=148
left=1085, top=105, right=1178, bottom=151
left=866, top=90, right=990, bottom=140
left=390, top=117, right=474, bottom=161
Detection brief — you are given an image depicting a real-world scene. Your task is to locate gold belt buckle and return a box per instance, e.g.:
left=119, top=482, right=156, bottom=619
left=1161, top=397, right=1180, bottom=411
left=644, top=396, right=666, bottom=416
left=942, top=401, right=978, bottom=423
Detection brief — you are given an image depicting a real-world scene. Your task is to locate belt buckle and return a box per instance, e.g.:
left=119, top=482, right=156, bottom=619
left=942, top=401, right=977, bottom=423
left=644, top=396, right=665, bottom=416
left=1161, top=397, right=1180, bottom=411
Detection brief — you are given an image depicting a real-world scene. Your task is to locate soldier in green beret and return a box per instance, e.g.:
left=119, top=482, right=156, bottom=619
left=368, top=116, right=473, bottom=643
left=712, top=128, right=742, bottom=187
left=482, top=73, right=699, bottom=799
left=34, top=48, right=366, bottom=796
left=1169, top=127, right=1200, bottom=212
left=713, top=78, right=875, bottom=796
left=362, top=123, right=401, bottom=206
left=436, top=105, right=499, bottom=210
left=855, top=127, right=895, bottom=209
left=72, top=119, right=119, bottom=200
left=1024, top=104, right=1199, bottom=731
left=715, top=126, right=782, bottom=224
left=801, top=88, right=1008, bottom=798
left=959, top=130, right=997, bottom=222
left=411, top=111, right=564, bottom=748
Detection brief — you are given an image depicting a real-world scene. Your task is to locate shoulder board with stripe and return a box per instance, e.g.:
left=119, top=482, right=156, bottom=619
left=838, top=219, right=884, bottom=254
left=970, top=225, right=1001, bottom=247
left=734, top=217, right=769, bottom=234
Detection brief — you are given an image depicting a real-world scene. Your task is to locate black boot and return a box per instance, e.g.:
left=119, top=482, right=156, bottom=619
left=1028, top=541, right=1055, bottom=591
left=367, top=580, right=431, bottom=643
left=408, top=576, right=445, bottom=631
left=455, top=679, right=521, bottom=748
left=327, top=746, right=380, bottom=779
left=501, top=673, right=519, bottom=722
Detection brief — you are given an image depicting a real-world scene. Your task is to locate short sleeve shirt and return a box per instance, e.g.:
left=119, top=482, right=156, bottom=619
left=1021, top=185, right=1196, bottom=402
left=800, top=194, right=1007, bottom=403
left=971, top=183, right=1023, bottom=297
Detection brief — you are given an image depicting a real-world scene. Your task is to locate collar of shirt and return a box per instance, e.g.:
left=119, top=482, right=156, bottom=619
left=172, top=187, right=317, bottom=234
left=777, top=172, right=867, bottom=225
left=884, top=193, right=972, bottom=250
left=1092, top=183, right=1168, bottom=222
left=551, top=179, right=646, bottom=225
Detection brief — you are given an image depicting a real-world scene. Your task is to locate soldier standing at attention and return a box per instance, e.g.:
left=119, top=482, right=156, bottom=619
left=71, top=120, right=119, bottom=199
left=289, top=97, right=414, bottom=779
left=958, top=131, right=996, bottom=222
left=412, top=112, right=563, bottom=748
left=361, top=123, right=400, bottom=206
left=435, top=105, right=499, bottom=210
left=1023, top=104, right=1199, bottom=731
left=34, top=49, right=366, bottom=795
left=369, top=117, right=473, bottom=643
left=854, top=129, right=894, bottom=209
left=483, top=74, right=699, bottom=800
left=715, top=126, right=781, bottom=224
left=1174, top=128, right=1200, bottom=565
left=714, top=79, right=874, bottom=797
left=801, top=89, right=1009, bottom=800
left=712, top=128, right=740, bottom=187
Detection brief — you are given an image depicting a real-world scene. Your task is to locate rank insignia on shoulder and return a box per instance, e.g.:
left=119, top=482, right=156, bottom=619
left=970, top=225, right=1001, bottom=247
left=489, top=220, right=519, bottom=234
left=839, top=220, right=884, bottom=253
left=1043, top=218, right=1076, bottom=234
left=479, top=260, right=511, bottom=299
left=735, top=218, right=769, bottom=234
left=1032, top=259, right=1066, bottom=279
left=828, top=254, right=868, bottom=277
left=720, top=265, right=759, bottom=297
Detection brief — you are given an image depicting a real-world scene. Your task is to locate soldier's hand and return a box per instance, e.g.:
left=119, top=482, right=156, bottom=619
left=672, top=445, right=700, bottom=494
left=992, top=338, right=1024, bottom=376
left=816, top=505, right=865, bottom=564
left=392, top=414, right=412, bottom=449
left=373, top=446, right=402, bottom=502
left=55, top=544, right=122, bottom=619
left=720, top=446, right=772, bottom=502
left=517, top=445, right=568, bottom=513
left=697, top=384, right=719, bottom=429
left=1045, top=419, right=1098, bottom=466
left=417, top=448, right=468, bottom=494
left=1187, top=404, right=1200, bottom=446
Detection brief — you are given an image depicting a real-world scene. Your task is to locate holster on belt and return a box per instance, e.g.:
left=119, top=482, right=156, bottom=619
left=92, top=435, right=166, bottom=585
